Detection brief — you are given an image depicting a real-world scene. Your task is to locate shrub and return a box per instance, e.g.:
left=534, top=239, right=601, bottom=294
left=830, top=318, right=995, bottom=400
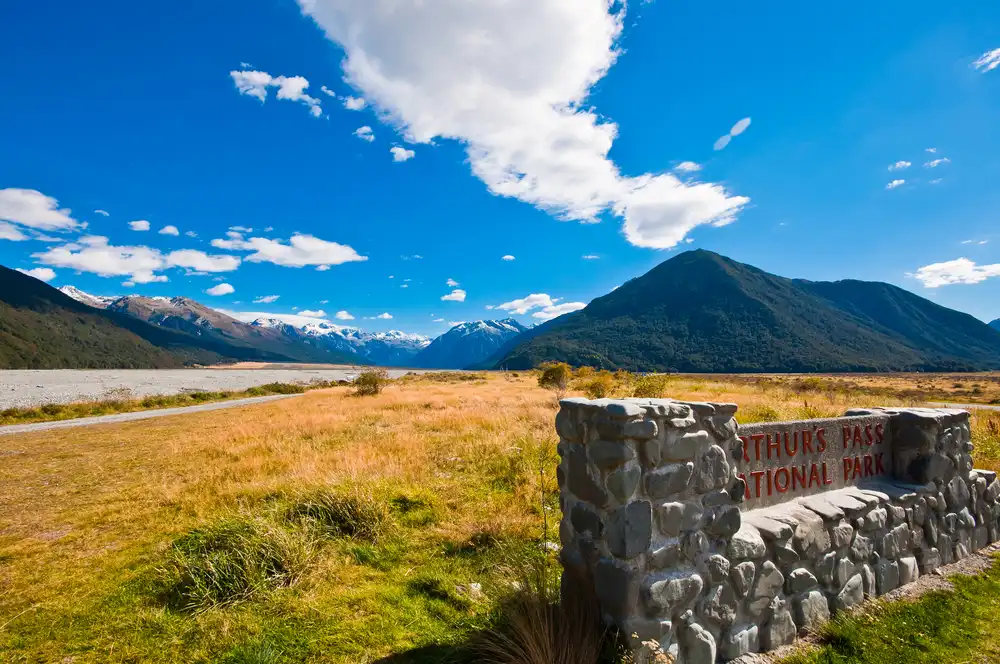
left=537, top=363, right=573, bottom=392
left=579, top=374, right=615, bottom=399
left=353, top=369, right=390, bottom=396
left=257, top=382, right=307, bottom=395
left=287, top=489, right=391, bottom=542
left=161, top=518, right=314, bottom=611
left=574, top=366, right=595, bottom=379
left=739, top=404, right=783, bottom=424
left=632, top=375, right=670, bottom=399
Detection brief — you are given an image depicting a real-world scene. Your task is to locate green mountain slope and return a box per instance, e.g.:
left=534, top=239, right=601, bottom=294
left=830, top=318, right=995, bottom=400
left=0, top=266, right=291, bottom=368
left=496, top=250, right=1000, bottom=372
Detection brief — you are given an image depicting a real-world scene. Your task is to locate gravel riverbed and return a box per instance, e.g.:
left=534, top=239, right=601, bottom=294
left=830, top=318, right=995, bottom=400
left=0, top=368, right=424, bottom=409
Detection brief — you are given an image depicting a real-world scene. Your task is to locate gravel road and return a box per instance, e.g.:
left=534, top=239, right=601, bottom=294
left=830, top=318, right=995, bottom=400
left=0, top=368, right=422, bottom=409
left=0, top=394, right=302, bottom=436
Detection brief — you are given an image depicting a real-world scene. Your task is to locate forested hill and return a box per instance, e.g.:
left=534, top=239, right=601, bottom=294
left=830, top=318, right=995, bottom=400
left=495, top=250, right=1000, bottom=373
left=0, top=265, right=288, bottom=368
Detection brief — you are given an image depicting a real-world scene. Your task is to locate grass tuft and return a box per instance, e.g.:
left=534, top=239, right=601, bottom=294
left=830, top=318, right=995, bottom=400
left=287, top=489, right=392, bottom=543
left=159, top=517, right=315, bottom=612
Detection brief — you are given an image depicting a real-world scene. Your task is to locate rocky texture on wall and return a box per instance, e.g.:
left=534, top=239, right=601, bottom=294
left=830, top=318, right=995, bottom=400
left=556, top=398, right=997, bottom=663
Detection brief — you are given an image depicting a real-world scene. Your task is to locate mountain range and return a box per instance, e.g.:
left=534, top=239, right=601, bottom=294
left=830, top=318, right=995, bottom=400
left=5, top=252, right=1000, bottom=372
left=494, top=250, right=1000, bottom=372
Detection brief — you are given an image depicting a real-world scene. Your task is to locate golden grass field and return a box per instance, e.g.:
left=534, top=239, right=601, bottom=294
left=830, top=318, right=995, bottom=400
left=2, top=371, right=1000, bottom=663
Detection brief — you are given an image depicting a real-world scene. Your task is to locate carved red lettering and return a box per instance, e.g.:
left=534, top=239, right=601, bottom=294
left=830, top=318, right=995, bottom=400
left=784, top=431, right=799, bottom=458
left=822, top=461, right=833, bottom=485
left=852, top=456, right=862, bottom=480
left=864, top=454, right=874, bottom=477
left=767, top=433, right=781, bottom=460
left=843, top=457, right=853, bottom=481
left=816, top=428, right=828, bottom=453
left=853, top=425, right=864, bottom=447
left=766, top=468, right=773, bottom=496
left=808, top=463, right=821, bottom=488
left=751, top=470, right=765, bottom=497
left=875, top=453, right=886, bottom=474
left=875, top=423, right=885, bottom=444
left=752, top=434, right=766, bottom=461
left=792, top=464, right=807, bottom=490
left=802, top=429, right=814, bottom=454
left=740, top=436, right=750, bottom=462
left=774, top=467, right=791, bottom=493
left=842, top=425, right=852, bottom=449
left=865, top=424, right=874, bottom=445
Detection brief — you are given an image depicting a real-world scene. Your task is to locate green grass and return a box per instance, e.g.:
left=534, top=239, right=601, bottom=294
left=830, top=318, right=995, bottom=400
left=781, top=556, right=1000, bottom=664
left=0, top=381, right=312, bottom=426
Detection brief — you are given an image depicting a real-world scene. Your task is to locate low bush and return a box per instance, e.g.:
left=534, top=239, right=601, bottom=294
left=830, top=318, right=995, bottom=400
left=632, top=374, right=670, bottom=398
left=353, top=369, right=391, bottom=396
left=160, top=518, right=315, bottom=611
left=738, top=404, right=783, bottom=423
left=579, top=374, right=615, bottom=399
left=537, top=363, right=573, bottom=392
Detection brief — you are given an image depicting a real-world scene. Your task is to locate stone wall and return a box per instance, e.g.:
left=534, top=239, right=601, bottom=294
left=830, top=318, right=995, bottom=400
left=556, top=398, right=999, bottom=663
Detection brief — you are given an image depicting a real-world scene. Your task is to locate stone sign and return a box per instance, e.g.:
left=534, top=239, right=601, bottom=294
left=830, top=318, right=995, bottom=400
left=736, top=414, right=893, bottom=509
left=555, top=399, right=997, bottom=664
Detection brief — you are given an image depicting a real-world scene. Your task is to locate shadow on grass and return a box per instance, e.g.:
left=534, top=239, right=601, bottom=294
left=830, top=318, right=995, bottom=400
left=372, top=643, right=469, bottom=664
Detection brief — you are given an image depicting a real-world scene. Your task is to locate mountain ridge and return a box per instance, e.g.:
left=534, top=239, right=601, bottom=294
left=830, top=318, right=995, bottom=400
left=496, top=250, right=1000, bottom=372
left=411, top=318, right=528, bottom=369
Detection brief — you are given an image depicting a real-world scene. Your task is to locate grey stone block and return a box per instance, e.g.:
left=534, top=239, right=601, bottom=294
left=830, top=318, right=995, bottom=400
left=589, top=440, right=636, bottom=468
left=696, top=444, right=731, bottom=492
left=644, top=569, right=704, bottom=617
left=607, top=466, right=641, bottom=504
left=831, top=521, right=855, bottom=549
left=654, top=500, right=702, bottom=537
left=698, top=580, right=738, bottom=629
left=834, top=574, right=864, bottom=611
left=706, top=554, right=730, bottom=584
left=728, top=524, right=766, bottom=560
left=606, top=501, right=652, bottom=560
left=570, top=502, right=603, bottom=538
left=786, top=568, right=818, bottom=594
left=662, top=430, right=707, bottom=461
left=793, top=590, right=830, bottom=633
left=721, top=624, right=759, bottom=660
left=731, top=561, right=756, bottom=598
left=898, top=556, right=919, bottom=585
left=762, top=600, right=797, bottom=650
left=594, top=558, right=639, bottom=621
left=861, top=563, right=875, bottom=597
left=678, top=612, right=716, bottom=664
left=875, top=559, right=899, bottom=595
left=748, top=561, right=784, bottom=618
left=645, top=462, right=694, bottom=499
left=705, top=504, right=741, bottom=538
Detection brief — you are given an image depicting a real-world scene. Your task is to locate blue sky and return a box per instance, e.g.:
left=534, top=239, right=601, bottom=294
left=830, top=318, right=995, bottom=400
left=1, top=0, right=999, bottom=335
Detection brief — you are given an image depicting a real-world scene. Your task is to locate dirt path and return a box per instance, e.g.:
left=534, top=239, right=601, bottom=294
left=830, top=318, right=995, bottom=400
left=0, top=393, right=302, bottom=437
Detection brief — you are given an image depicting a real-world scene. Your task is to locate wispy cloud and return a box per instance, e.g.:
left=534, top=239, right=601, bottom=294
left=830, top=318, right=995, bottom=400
left=972, top=48, right=1000, bottom=73
left=924, top=157, right=951, bottom=168
left=886, top=179, right=905, bottom=190
left=253, top=295, right=280, bottom=304
left=713, top=117, right=751, bottom=151
left=888, top=161, right=911, bottom=171
left=674, top=161, right=701, bottom=173
left=230, top=68, right=323, bottom=117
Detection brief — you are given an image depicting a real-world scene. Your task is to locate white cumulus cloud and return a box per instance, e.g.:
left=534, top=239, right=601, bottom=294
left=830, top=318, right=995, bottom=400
left=354, top=126, right=375, bottom=142
left=533, top=301, right=586, bottom=320
left=253, top=295, right=281, bottom=304
left=0, top=188, right=79, bottom=231
left=335, top=310, right=355, bottom=320
left=211, top=232, right=366, bottom=268
left=501, top=255, right=515, bottom=261
left=166, top=249, right=241, bottom=273
left=129, top=220, right=150, bottom=231
left=159, top=225, right=180, bottom=236
left=925, top=157, right=951, bottom=168
left=374, top=312, right=393, bottom=319
left=909, top=258, right=1000, bottom=288
left=495, top=293, right=556, bottom=315
left=299, top=309, right=326, bottom=317
left=391, top=146, right=415, bottom=162
left=441, top=288, right=466, bottom=302
left=888, top=161, right=911, bottom=171
left=0, top=222, right=27, bottom=241
left=446, top=278, right=459, bottom=287
left=886, top=179, right=905, bottom=190
left=206, top=283, right=235, bottom=296
left=16, top=267, right=56, bottom=282
left=296, top=0, right=748, bottom=250
left=344, top=96, right=367, bottom=110
left=231, top=69, right=323, bottom=117
left=674, top=161, right=702, bottom=173
left=973, top=48, right=1000, bottom=73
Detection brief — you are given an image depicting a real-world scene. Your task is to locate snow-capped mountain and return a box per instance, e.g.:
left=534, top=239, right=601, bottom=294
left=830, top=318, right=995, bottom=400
left=411, top=318, right=528, bottom=369
left=59, top=285, right=118, bottom=309
left=250, top=317, right=429, bottom=365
